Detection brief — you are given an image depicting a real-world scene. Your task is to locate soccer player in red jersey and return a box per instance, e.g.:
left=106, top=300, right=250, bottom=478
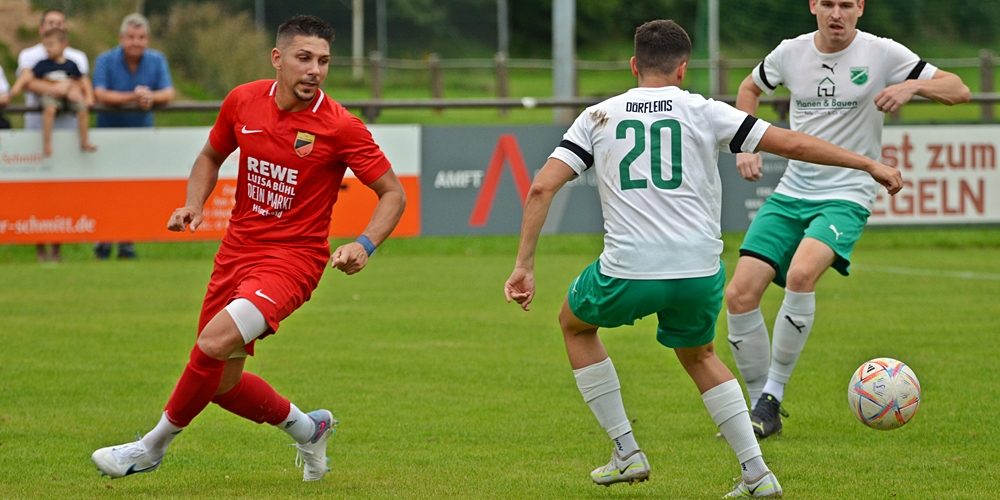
left=91, top=15, right=406, bottom=481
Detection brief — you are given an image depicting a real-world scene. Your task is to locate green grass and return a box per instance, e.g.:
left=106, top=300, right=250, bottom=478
left=1, top=229, right=999, bottom=498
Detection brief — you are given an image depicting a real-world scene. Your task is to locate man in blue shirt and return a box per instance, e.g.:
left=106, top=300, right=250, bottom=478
left=93, top=13, right=175, bottom=259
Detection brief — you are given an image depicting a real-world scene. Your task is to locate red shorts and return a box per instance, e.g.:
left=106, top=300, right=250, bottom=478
left=198, top=243, right=329, bottom=355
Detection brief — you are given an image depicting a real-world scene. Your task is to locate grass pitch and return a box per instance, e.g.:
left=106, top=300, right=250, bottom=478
left=1, top=229, right=998, bottom=498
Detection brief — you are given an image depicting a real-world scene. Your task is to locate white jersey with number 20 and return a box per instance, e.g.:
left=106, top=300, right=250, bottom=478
left=551, top=86, right=770, bottom=280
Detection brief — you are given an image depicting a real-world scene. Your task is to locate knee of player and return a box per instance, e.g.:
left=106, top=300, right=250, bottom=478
left=196, top=329, right=241, bottom=360
left=784, top=266, right=820, bottom=292
left=724, top=283, right=760, bottom=313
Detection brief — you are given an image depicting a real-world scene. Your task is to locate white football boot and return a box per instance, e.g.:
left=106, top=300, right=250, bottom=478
left=724, top=470, right=783, bottom=498
left=295, top=409, right=338, bottom=481
left=590, top=449, right=650, bottom=486
left=91, top=440, right=161, bottom=478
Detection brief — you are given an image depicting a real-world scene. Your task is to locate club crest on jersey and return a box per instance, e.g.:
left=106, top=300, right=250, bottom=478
left=294, top=131, right=315, bottom=157
left=850, top=67, right=869, bottom=85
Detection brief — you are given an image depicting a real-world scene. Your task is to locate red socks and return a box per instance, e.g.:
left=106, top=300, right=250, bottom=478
left=212, top=372, right=291, bottom=425
left=163, top=345, right=226, bottom=427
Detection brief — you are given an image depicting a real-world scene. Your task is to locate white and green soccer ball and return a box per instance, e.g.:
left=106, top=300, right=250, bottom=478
left=847, top=357, right=921, bottom=430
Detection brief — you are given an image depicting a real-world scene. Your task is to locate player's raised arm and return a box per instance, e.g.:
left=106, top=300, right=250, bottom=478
left=734, top=75, right=765, bottom=182
left=755, top=126, right=903, bottom=195
left=504, top=158, right=577, bottom=311
left=331, top=169, right=406, bottom=275
left=874, top=69, right=971, bottom=113
left=167, top=140, right=228, bottom=232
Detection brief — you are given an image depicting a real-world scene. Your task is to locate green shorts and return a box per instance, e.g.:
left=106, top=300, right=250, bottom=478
left=741, top=193, right=870, bottom=287
left=567, top=260, right=725, bottom=349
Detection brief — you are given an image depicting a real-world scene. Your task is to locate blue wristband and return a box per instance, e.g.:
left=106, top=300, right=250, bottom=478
left=356, top=235, right=377, bottom=256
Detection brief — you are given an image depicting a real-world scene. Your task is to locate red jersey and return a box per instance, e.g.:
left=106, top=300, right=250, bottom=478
left=209, top=80, right=391, bottom=249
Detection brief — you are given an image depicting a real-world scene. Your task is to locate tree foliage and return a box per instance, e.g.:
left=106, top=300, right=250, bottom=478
left=31, top=0, right=1000, bottom=59
left=20, top=0, right=998, bottom=99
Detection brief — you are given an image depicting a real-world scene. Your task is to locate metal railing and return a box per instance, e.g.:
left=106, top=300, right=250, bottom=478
left=5, top=93, right=998, bottom=124
left=3, top=51, right=996, bottom=123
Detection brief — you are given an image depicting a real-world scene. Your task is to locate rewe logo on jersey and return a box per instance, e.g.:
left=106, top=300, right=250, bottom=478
left=469, top=134, right=532, bottom=227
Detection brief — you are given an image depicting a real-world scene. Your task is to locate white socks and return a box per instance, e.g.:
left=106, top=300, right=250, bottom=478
left=761, top=379, right=785, bottom=403
left=701, top=379, right=768, bottom=481
left=141, top=412, right=183, bottom=459
left=727, top=308, right=770, bottom=407
left=573, top=358, right=636, bottom=453
left=768, top=290, right=816, bottom=389
left=139, top=405, right=316, bottom=459
left=730, top=290, right=816, bottom=408
left=278, top=403, right=316, bottom=444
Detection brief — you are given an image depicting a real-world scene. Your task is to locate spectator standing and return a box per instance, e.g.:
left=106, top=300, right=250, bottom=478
left=17, top=8, right=90, bottom=263
left=92, top=13, right=176, bottom=260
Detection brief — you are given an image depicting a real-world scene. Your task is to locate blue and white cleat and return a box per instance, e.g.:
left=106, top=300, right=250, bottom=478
left=91, top=440, right=161, bottom=478
left=295, top=409, right=338, bottom=481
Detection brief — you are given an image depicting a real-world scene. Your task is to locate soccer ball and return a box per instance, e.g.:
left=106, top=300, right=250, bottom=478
left=847, top=357, right=921, bottom=430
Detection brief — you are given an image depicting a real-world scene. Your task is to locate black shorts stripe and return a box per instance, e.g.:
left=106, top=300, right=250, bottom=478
left=757, top=60, right=776, bottom=91
left=739, top=249, right=779, bottom=273
left=905, top=60, right=928, bottom=80
left=729, top=116, right=759, bottom=154
left=559, top=140, right=594, bottom=170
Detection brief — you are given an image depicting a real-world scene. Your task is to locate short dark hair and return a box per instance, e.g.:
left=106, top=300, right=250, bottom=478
left=634, top=20, right=691, bottom=75
left=40, top=8, right=65, bottom=26
left=276, top=15, right=335, bottom=47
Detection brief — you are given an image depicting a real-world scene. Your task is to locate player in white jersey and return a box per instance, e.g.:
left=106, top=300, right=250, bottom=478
left=724, top=0, right=970, bottom=439
left=503, top=19, right=901, bottom=498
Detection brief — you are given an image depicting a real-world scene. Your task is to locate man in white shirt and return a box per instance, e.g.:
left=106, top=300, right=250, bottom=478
left=0, top=63, right=10, bottom=115
left=504, top=19, right=901, bottom=498
left=724, top=0, right=970, bottom=440
left=16, top=8, right=92, bottom=262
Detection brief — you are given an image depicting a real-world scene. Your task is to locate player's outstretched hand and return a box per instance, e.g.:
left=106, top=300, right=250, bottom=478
left=331, top=242, right=369, bottom=275
left=504, top=267, right=535, bottom=312
left=167, top=206, right=202, bottom=232
left=869, top=162, right=903, bottom=195
left=736, top=152, right=763, bottom=181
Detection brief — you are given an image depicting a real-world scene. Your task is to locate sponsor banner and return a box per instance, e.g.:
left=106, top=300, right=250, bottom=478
left=0, top=126, right=420, bottom=243
left=0, top=177, right=420, bottom=243
left=721, top=124, right=1000, bottom=229
left=718, top=151, right=788, bottom=232
left=421, top=125, right=603, bottom=235
left=872, top=125, right=999, bottom=224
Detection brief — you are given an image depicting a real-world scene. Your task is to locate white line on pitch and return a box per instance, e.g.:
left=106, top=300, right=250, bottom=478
left=857, top=265, right=1000, bottom=281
